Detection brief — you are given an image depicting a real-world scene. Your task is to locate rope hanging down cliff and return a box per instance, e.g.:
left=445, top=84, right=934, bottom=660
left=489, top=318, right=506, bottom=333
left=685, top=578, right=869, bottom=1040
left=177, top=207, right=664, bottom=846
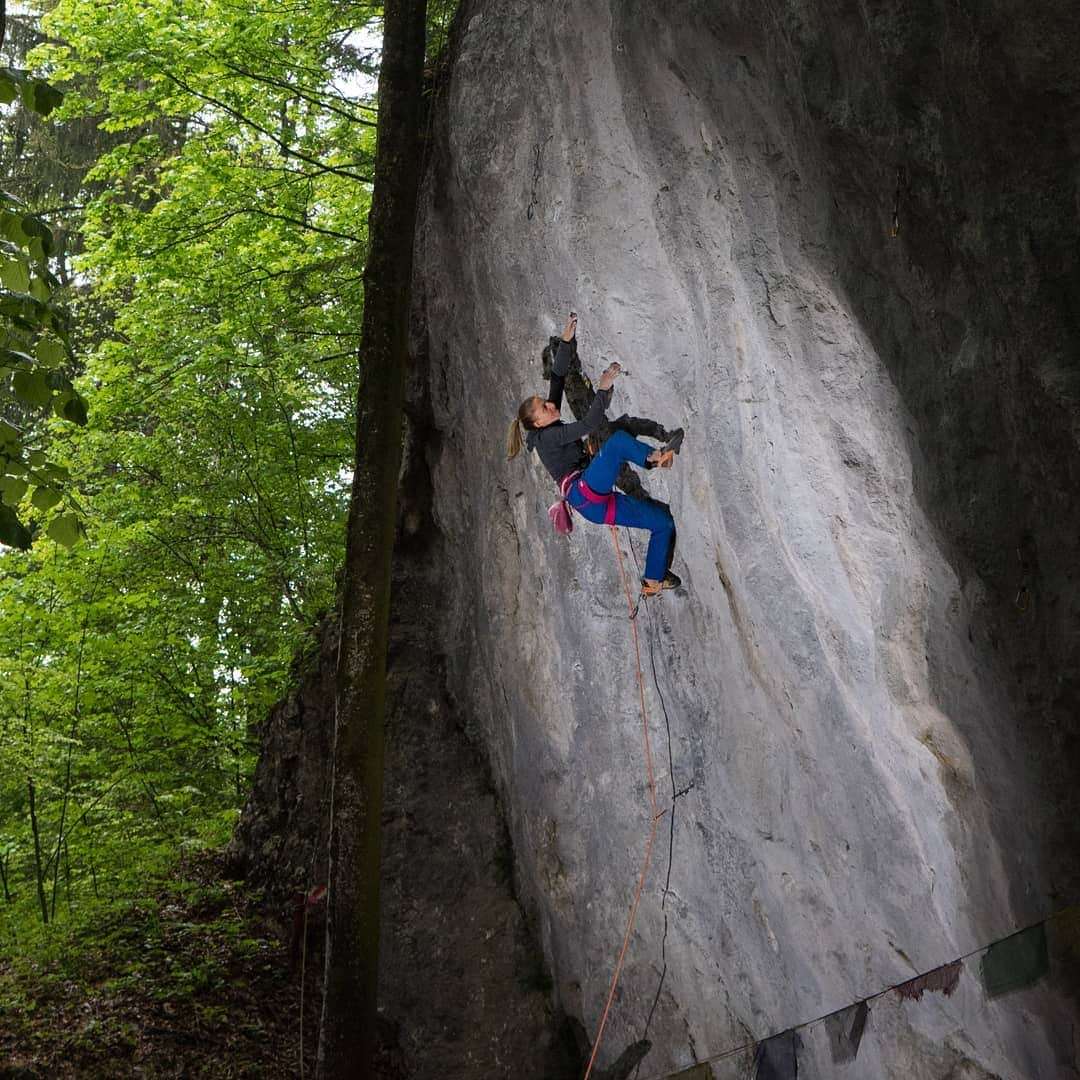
left=582, top=526, right=667, bottom=1080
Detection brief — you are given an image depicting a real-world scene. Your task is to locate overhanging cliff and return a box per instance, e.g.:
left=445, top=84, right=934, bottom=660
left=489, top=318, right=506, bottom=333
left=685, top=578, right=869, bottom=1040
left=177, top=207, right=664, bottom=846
left=409, top=1, right=1080, bottom=1076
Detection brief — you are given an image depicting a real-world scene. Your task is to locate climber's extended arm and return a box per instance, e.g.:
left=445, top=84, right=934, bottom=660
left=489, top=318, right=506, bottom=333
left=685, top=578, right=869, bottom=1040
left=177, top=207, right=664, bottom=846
left=537, top=368, right=619, bottom=447
left=547, top=312, right=578, bottom=409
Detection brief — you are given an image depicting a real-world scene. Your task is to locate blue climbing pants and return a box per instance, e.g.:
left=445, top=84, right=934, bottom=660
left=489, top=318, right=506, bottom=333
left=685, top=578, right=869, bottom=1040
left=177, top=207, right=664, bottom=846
left=567, top=430, right=676, bottom=582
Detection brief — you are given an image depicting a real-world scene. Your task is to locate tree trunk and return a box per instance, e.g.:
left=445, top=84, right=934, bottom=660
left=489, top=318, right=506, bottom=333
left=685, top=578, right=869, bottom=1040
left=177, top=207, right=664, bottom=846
left=50, top=609, right=90, bottom=919
left=27, top=775, right=48, bottom=925
left=316, top=0, right=426, bottom=1075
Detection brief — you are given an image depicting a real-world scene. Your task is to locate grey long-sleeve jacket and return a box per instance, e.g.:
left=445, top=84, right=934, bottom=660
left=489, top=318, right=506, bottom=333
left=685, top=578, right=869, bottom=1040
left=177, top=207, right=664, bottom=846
left=525, top=337, right=612, bottom=483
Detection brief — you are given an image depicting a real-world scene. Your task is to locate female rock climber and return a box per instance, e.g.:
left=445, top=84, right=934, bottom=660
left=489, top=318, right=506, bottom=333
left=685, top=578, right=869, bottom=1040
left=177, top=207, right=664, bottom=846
left=505, top=311, right=683, bottom=596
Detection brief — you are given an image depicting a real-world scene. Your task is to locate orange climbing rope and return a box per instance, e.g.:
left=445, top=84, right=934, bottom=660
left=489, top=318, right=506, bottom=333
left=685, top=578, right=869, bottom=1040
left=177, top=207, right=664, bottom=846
left=582, top=527, right=666, bottom=1080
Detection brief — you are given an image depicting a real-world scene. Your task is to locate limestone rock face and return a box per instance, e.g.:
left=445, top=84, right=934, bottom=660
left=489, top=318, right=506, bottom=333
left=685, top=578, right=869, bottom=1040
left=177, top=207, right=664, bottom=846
left=413, top=1, right=1080, bottom=1075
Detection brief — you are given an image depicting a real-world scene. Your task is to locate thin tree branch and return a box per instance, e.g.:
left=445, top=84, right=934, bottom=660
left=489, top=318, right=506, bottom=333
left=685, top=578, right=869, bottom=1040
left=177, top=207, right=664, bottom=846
left=233, top=40, right=381, bottom=91
left=29, top=204, right=87, bottom=217
left=160, top=69, right=372, bottom=183
left=221, top=61, right=377, bottom=127
left=41, top=771, right=138, bottom=867
left=50, top=582, right=98, bottom=918
left=147, top=205, right=362, bottom=256
left=306, top=349, right=362, bottom=364
left=287, top=328, right=363, bottom=339
left=114, top=701, right=170, bottom=827
left=247, top=207, right=364, bottom=243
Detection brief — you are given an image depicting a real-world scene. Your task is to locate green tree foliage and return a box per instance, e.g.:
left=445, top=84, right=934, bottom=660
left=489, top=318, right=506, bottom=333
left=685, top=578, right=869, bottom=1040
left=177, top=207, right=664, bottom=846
left=0, top=8, right=65, bottom=125
left=0, top=0, right=377, bottom=937
left=0, top=188, right=88, bottom=550
left=0, top=8, right=88, bottom=551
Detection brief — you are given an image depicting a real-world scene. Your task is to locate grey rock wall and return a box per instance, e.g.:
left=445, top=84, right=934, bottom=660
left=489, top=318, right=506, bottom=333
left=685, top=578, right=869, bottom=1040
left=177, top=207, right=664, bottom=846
left=413, top=1, right=1080, bottom=1076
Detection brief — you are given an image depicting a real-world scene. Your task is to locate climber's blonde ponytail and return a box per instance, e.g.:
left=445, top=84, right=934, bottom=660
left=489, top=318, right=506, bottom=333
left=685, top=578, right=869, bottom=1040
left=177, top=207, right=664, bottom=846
left=507, top=397, right=540, bottom=461
left=506, top=416, right=524, bottom=460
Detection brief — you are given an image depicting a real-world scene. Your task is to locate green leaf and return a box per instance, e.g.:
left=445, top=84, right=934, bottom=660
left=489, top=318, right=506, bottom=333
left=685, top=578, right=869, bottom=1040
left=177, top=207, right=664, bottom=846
left=0, top=212, right=24, bottom=245
left=62, top=393, right=89, bottom=426
left=12, top=368, right=53, bottom=408
left=41, top=463, right=70, bottom=483
left=21, top=80, right=65, bottom=119
left=19, top=215, right=54, bottom=258
left=0, top=419, right=21, bottom=445
left=0, top=476, right=28, bottom=506
left=0, top=258, right=31, bottom=293
left=47, top=512, right=83, bottom=547
left=0, top=73, right=17, bottom=106
left=0, top=459, right=28, bottom=479
left=31, top=486, right=62, bottom=512
left=0, top=348, right=34, bottom=367
left=36, top=336, right=67, bottom=368
left=0, top=503, right=31, bottom=549
left=44, top=369, right=73, bottom=393
left=0, top=290, right=47, bottom=323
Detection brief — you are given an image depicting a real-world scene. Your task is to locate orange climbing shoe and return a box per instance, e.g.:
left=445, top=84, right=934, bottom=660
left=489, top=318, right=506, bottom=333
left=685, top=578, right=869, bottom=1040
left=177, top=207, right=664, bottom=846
left=641, top=571, right=682, bottom=596
left=661, top=428, right=684, bottom=455
left=647, top=428, right=684, bottom=470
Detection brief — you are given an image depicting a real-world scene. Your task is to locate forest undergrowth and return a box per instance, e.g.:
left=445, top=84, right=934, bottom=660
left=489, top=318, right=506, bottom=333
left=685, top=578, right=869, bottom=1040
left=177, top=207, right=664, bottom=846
left=0, top=850, right=326, bottom=1079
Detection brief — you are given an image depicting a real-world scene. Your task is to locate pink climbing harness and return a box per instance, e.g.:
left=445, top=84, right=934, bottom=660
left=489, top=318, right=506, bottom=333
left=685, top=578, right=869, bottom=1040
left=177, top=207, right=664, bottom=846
left=548, top=470, right=580, bottom=535
left=548, top=470, right=617, bottom=535
left=578, top=476, right=618, bottom=524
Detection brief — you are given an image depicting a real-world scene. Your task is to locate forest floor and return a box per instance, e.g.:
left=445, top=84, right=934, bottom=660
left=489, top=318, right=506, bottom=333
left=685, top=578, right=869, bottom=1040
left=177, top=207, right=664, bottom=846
left=0, top=851, right=329, bottom=1079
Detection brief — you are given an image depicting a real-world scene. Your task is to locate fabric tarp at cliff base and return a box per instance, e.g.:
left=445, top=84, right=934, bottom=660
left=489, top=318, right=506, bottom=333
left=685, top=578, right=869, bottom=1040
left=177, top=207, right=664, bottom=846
left=1050, top=905, right=1080, bottom=962
left=895, top=959, right=963, bottom=1001
left=651, top=911, right=1074, bottom=1080
left=981, top=923, right=1048, bottom=999
left=824, top=1000, right=869, bottom=1064
left=754, top=1029, right=801, bottom=1080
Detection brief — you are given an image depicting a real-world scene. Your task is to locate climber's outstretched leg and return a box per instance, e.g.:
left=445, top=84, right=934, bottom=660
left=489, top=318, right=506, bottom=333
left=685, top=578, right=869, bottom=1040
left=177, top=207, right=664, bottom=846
left=609, top=413, right=669, bottom=441
left=604, top=415, right=683, bottom=462
left=612, top=494, right=676, bottom=586
left=579, top=429, right=651, bottom=491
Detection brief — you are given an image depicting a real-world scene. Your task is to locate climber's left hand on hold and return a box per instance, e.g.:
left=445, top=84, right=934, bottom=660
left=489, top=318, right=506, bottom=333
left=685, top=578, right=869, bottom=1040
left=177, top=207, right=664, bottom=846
left=598, top=362, right=622, bottom=390
left=562, top=311, right=578, bottom=341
